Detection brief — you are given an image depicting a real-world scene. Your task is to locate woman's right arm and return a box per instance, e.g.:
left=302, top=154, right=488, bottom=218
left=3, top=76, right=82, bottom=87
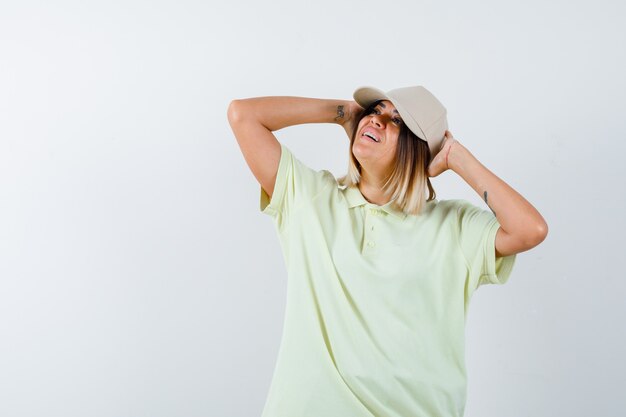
left=226, top=96, right=358, bottom=198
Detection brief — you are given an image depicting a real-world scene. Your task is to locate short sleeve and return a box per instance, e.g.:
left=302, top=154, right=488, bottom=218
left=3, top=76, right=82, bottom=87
left=454, top=199, right=517, bottom=292
left=259, top=142, right=327, bottom=228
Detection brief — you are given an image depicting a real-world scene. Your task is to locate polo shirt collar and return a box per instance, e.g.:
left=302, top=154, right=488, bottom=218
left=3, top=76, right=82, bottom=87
left=343, top=185, right=408, bottom=220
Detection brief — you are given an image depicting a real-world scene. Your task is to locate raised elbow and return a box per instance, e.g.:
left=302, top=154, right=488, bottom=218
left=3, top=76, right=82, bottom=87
left=227, top=100, right=245, bottom=124
left=529, top=222, right=549, bottom=246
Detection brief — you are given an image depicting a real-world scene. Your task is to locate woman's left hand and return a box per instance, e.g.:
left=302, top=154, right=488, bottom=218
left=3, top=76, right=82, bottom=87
left=428, top=130, right=459, bottom=177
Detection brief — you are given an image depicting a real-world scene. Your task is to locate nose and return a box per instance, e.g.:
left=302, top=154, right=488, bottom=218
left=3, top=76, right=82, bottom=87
left=370, top=113, right=386, bottom=128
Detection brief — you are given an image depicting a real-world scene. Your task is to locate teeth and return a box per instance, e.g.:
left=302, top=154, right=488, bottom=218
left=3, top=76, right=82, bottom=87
left=364, top=132, right=379, bottom=142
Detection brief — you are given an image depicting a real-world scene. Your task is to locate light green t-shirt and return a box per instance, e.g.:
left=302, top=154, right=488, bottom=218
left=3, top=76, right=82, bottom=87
left=258, top=143, right=516, bottom=417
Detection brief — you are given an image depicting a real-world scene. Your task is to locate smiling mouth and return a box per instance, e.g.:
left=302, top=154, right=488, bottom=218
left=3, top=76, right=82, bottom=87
left=362, top=132, right=381, bottom=143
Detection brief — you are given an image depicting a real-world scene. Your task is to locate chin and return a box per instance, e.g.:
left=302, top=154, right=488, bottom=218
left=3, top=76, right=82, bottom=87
left=352, top=143, right=375, bottom=163
left=351, top=146, right=364, bottom=163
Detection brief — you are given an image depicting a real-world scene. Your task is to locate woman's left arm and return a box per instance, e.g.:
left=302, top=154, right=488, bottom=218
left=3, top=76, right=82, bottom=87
left=428, top=131, right=549, bottom=257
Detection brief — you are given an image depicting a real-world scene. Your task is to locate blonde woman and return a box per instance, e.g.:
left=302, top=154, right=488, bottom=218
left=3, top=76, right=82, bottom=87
left=227, top=86, right=548, bottom=417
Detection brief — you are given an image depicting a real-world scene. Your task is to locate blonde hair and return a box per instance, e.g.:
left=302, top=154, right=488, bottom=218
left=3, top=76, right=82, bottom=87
left=337, top=100, right=437, bottom=217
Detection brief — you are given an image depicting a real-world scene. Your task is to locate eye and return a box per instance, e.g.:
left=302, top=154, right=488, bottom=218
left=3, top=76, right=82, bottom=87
left=370, top=108, right=402, bottom=125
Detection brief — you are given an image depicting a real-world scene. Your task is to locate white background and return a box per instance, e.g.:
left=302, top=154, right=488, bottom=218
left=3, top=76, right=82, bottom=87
left=1, top=0, right=625, bottom=416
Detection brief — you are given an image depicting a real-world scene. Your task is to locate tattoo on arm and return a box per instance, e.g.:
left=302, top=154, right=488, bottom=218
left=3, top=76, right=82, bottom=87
left=484, top=191, right=496, bottom=216
left=334, top=105, right=345, bottom=123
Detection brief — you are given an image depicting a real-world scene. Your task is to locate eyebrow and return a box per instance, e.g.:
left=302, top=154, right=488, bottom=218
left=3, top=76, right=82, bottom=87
left=377, top=102, right=401, bottom=115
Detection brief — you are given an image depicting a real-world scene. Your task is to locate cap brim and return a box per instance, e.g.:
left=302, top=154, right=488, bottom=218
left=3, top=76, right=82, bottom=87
left=353, top=86, right=389, bottom=108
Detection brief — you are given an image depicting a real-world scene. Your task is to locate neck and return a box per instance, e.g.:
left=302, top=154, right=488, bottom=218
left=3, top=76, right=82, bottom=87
left=358, top=171, right=391, bottom=206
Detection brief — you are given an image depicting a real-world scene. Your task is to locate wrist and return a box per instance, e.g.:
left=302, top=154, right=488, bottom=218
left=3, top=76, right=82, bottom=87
left=447, top=141, right=470, bottom=173
left=338, top=100, right=361, bottom=126
left=445, top=141, right=454, bottom=169
left=333, top=101, right=349, bottom=126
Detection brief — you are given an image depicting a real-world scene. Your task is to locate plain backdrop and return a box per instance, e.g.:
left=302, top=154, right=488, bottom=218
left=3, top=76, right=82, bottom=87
left=1, top=1, right=625, bottom=416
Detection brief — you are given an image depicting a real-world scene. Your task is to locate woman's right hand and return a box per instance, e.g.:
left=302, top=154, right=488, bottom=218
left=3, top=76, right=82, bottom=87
left=338, top=100, right=364, bottom=140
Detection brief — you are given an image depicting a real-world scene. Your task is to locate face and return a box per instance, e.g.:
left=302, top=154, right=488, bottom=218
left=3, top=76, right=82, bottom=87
left=352, top=100, right=405, bottom=176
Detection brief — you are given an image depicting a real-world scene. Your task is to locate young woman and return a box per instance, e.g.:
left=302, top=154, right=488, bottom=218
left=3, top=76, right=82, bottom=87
left=227, top=85, right=548, bottom=417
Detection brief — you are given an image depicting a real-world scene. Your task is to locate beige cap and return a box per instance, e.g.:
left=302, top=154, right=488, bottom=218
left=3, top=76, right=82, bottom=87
left=353, top=85, right=448, bottom=156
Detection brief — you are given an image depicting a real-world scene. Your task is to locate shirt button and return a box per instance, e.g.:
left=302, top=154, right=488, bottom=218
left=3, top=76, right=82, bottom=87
left=371, top=226, right=374, bottom=231
left=368, top=241, right=376, bottom=247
